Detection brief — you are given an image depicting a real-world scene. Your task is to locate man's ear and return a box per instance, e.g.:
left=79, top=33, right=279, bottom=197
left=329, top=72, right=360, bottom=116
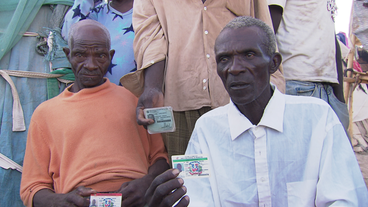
left=109, top=49, right=115, bottom=60
left=63, top=47, right=71, bottom=61
left=269, top=52, right=282, bottom=74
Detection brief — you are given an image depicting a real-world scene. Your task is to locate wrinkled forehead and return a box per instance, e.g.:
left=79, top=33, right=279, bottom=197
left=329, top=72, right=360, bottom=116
left=215, top=27, right=266, bottom=52
left=71, top=24, right=111, bottom=49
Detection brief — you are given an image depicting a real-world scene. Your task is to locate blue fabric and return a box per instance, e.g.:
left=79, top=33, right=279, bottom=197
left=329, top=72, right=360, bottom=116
left=0, top=6, right=55, bottom=206
left=62, top=0, right=136, bottom=85
left=0, top=0, right=73, bottom=61
left=285, top=80, right=349, bottom=133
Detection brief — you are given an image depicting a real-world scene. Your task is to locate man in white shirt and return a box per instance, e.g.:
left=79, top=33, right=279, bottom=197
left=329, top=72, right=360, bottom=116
left=144, top=16, right=368, bottom=207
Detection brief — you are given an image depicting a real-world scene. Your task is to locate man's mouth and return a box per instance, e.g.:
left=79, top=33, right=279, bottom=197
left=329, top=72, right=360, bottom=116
left=229, top=81, right=249, bottom=89
left=81, top=73, right=99, bottom=77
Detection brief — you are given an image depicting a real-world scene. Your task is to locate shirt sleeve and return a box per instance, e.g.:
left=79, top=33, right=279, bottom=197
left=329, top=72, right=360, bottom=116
left=315, top=111, right=368, bottom=206
left=61, top=0, right=96, bottom=40
left=20, top=119, right=54, bottom=207
left=132, top=0, right=167, bottom=71
left=119, top=0, right=167, bottom=97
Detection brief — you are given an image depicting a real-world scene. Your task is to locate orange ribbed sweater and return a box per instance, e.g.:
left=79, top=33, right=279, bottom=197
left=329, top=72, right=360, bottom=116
left=20, top=79, right=168, bottom=206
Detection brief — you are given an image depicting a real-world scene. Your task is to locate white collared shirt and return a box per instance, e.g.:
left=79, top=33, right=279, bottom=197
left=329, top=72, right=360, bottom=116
left=184, top=87, right=368, bottom=207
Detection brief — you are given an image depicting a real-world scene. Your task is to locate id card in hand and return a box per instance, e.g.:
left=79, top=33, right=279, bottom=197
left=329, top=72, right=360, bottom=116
left=89, top=193, right=122, bottom=207
left=171, top=154, right=210, bottom=178
left=144, top=106, right=176, bottom=134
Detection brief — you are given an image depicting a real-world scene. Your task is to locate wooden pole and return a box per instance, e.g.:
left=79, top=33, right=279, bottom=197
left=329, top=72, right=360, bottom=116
left=345, top=34, right=355, bottom=142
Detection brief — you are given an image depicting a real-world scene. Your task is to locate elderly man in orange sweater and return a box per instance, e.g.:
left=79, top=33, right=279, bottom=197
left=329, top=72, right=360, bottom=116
left=20, top=19, right=169, bottom=207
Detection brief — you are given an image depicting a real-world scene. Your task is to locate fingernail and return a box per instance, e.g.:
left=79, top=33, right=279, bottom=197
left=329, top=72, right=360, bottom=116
left=184, top=195, right=190, bottom=201
left=178, top=178, right=184, bottom=185
left=172, top=169, right=179, bottom=175
left=181, top=185, right=187, bottom=192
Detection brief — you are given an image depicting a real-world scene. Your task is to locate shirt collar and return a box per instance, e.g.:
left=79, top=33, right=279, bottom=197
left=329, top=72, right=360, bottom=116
left=228, top=85, right=285, bottom=141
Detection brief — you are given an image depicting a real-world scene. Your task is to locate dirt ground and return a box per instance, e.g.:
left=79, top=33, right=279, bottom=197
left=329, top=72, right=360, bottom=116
left=355, top=152, right=368, bottom=188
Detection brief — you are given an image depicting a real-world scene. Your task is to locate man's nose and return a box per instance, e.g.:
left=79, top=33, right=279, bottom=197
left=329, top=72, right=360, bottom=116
left=228, top=56, right=245, bottom=75
left=84, top=56, right=98, bottom=70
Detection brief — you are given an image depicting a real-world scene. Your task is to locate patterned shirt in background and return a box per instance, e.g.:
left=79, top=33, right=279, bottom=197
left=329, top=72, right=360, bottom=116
left=62, top=0, right=136, bottom=85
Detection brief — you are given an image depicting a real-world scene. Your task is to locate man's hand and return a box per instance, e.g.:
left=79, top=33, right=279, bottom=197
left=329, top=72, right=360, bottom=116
left=145, top=169, right=190, bottom=207
left=137, top=87, right=164, bottom=126
left=117, top=175, right=154, bottom=207
left=33, top=186, right=96, bottom=207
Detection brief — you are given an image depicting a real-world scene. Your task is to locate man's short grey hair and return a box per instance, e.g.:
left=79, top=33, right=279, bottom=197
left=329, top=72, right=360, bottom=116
left=223, top=16, right=276, bottom=57
left=67, top=19, right=111, bottom=49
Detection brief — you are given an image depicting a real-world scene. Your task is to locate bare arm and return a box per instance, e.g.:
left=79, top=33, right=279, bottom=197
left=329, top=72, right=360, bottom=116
left=136, top=60, right=166, bottom=126
left=33, top=187, right=96, bottom=207
left=268, top=5, right=283, bottom=34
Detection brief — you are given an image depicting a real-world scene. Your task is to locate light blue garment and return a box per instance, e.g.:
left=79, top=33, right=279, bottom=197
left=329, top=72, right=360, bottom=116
left=285, top=80, right=349, bottom=133
left=0, top=5, right=67, bottom=206
left=0, top=0, right=73, bottom=61
left=62, top=0, right=136, bottom=85
left=184, top=87, right=368, bottom=206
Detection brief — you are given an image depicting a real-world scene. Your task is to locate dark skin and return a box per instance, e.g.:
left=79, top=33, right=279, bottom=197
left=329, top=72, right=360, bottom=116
left=110, top=0, right=134, bottom=14
left=215, top=27, right=281, bottom=124
left=63, top=24, right=115, bottom=93
left=144, top=25, right=281, bottom=204
left=268, top=5, right=346, bottom=103
left=145, top=169, right=189, bottom=207
left=136, top=60, right=166, bottom=126
left=33, top=21, right=169, bottom=207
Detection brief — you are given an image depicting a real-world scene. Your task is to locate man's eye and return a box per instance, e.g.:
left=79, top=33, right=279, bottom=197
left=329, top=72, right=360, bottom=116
left=99, top=54, right=107, bottom=58
left=220, top=57, right=229, bottom=62
left=75, top=53, right=82, bottom=57
left=245, top=52, right=255, bottom=58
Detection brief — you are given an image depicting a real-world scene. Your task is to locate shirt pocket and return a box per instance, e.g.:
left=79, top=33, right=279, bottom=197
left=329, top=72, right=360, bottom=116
left=226, top=0, right=253, bottom=17
left=287, top=180, right=317, bottom=207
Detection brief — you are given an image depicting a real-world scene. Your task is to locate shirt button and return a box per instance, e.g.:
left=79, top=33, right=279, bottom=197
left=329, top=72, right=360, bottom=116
left=203, top=79, right=207, bottom=83
left=206, top=54, right=210, bottom=58
left=261, top=177, right=266, bottom=182
left=204, top=7, right=207, bottom=10
left=203, top=86, right=207, bottom=90
left=150, top=60, right=155, bottom=64
left=204, top=30, right=208, bottom=35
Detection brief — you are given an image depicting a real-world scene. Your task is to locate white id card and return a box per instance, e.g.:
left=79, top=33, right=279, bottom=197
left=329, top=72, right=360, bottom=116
left=89, top=193, right=122, bottom=207
left=144, top=106, right=176, bottom=134
left=171, top=154, right=210, bottom=178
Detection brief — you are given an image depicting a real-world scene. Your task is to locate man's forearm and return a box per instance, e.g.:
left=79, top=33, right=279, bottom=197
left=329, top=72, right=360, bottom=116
left=269, top=5, right=283, bottom=34
left=144, top=60, right=166, bottom=91
left=33, top=186, right=94, bottom=207
left=33, top=189, right=58, bottom=207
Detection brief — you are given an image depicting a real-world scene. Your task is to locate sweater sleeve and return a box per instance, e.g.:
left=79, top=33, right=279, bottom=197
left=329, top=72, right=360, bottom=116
left=148, top=133, right=169, bottom=166
left=20, top=118, right=54, bottom=207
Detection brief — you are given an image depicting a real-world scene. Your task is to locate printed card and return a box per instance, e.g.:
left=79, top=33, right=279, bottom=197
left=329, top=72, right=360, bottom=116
left=144, top=106, right=176, bottom=134
left=171, top=154, right=210, bottom=178
left=89, top=193, right=122, bottom=207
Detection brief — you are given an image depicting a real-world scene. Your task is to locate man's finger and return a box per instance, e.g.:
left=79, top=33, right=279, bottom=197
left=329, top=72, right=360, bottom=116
left=75, top=186, right=97, bottom=197
left=149, top=169, right=180, bottom=192
left=174, top=195, right=190, bottom=207
left=159, top=186, right=189, bottom=207
left=66, top=194, right=90, bottom=207
left=137, top=107, right=154, bottom=126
